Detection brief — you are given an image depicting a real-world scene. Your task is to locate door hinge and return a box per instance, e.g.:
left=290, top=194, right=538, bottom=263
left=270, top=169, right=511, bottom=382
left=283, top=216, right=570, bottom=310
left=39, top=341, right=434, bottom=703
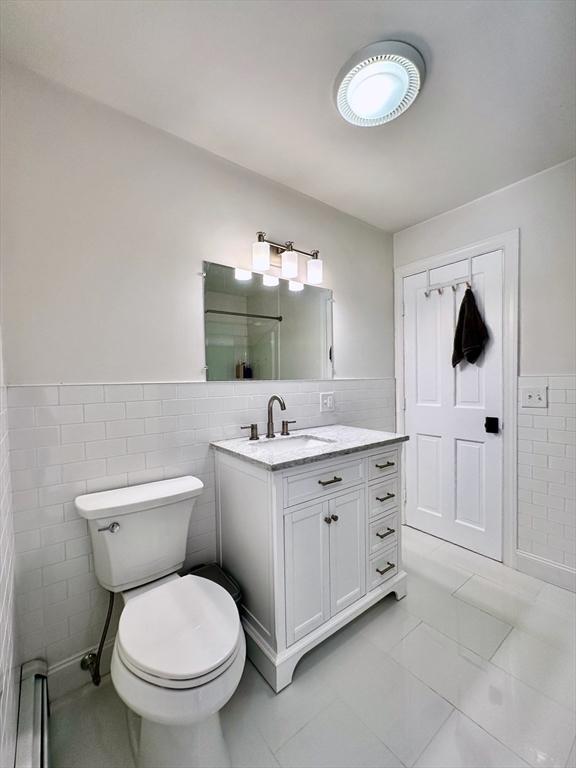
left=402, top=396, right=406, bottom=411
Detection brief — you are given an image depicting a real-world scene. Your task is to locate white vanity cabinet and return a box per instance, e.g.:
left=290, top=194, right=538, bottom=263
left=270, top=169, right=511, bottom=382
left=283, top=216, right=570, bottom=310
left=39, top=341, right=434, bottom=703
left=213, top=429, right=407, bottom=692
left=285, top=486, right=366, bottom=645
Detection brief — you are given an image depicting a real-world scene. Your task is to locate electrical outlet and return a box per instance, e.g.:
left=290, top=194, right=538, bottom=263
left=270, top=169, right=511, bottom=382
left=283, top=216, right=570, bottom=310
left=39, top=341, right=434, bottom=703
left=521, top=387, right=548, bottom=408
left=320, top=392, right=335, bottom=412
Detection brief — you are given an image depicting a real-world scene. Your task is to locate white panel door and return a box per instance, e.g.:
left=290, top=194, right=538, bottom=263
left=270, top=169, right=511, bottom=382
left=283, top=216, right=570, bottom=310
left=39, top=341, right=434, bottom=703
left=328, top=489, right=366, bottom=615
left=404, top=251, right=503, bottom=559
left=284, top=501, right=330, bottom=645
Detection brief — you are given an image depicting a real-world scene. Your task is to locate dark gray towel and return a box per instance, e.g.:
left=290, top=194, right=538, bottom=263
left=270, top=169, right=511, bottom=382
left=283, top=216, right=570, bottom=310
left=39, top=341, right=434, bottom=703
left=452, top=288, right=488, bottom=367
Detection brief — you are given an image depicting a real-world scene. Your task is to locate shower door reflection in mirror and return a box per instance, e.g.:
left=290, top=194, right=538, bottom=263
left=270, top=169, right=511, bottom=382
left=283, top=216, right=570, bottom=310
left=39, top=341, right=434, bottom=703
left=203, top=262, right=333, bottom=381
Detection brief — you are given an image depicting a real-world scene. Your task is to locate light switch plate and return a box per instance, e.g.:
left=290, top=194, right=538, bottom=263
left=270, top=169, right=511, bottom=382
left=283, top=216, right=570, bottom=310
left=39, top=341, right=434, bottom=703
left=320, top=392, right=335, bottom=412
left=521, top=387, right=548, bottom=408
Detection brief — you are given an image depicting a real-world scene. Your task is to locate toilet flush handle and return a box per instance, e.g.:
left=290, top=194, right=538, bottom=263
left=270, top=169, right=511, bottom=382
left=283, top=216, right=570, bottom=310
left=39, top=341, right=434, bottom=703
left=97, top=521, right=121, bottom=534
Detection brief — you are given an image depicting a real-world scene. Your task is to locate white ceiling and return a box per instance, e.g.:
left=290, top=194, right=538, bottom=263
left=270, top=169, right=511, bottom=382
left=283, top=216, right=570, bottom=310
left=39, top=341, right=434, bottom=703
left=1, top=0, right=575, bottom=232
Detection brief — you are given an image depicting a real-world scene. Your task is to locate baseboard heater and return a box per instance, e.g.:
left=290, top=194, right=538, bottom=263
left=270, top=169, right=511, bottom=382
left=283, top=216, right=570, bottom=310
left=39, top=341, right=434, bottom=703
left=15, top=660, right=49, bottom=768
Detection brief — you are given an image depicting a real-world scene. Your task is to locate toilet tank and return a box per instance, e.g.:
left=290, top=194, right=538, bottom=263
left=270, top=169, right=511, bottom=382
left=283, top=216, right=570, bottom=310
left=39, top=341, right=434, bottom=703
left=75, top=476, right=204, bottom=592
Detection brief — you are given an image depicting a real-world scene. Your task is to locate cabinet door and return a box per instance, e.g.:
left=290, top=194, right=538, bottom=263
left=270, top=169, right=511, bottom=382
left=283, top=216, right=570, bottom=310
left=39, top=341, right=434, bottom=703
left=329, top=489, right=366, bottom=616
left=284, top=501, right=330, bottom=645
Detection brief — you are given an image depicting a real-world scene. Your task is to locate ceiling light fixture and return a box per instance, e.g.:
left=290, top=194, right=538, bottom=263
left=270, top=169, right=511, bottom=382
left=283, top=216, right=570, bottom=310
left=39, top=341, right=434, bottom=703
left=335, top=41, right=425, bottom=127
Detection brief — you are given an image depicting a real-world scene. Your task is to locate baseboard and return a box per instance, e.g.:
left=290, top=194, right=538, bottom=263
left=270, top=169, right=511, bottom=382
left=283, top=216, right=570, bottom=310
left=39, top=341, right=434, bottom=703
left=46, top=638, right=116, bottom=701
left=516, top=550, right=576, bottom=592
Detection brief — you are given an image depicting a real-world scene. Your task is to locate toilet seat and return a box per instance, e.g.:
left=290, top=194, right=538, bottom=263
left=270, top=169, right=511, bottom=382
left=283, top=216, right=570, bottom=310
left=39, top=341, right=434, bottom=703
left=117, top=574, right=241, bottom=689
left=116, top=637, right=242, bottom=689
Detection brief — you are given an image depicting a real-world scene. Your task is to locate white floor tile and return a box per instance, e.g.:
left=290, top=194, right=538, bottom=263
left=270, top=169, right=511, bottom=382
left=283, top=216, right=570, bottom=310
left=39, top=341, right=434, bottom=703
left=220, top=687, right=280, bottom=768
left=352, top=594, right=422, bottom=652
left=392, top=623, right=576, bottom=768
left=435, top=541, right=544, bottom=600
left=537, top=583, right=576, bottom=614
left=414, top=710, right=529, bottom=768
left=403, top=525, right=445, bottom=555
left=229, top=659, right=338, bottom=753
left=402, top=574, right=512, bottom=658
left=566, top=739, right=576, bottom=768
left=304, top=627, right=453, bottom=767
left=492, top=628, right=576, bottom=711
left=403, top=543, right=473, bottom=592
left=50, top=679, right=135, bottom=768
left=275, top=699, right=402, bottom=768
left=455, top=576, right=576, bottom=654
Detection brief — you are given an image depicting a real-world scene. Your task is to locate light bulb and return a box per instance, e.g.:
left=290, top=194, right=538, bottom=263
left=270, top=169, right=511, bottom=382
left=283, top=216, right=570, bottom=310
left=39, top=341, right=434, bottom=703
left=252, top=240, right=270, bottom=271
left=282, top=250, right=298, bottom=279
left=262, top=274, right=279, bottom=287
left=234, top=268, right=252, bottom=282
left=307, top=258, right=323, bottom=285
left=289, top=280, right=304, bottom=292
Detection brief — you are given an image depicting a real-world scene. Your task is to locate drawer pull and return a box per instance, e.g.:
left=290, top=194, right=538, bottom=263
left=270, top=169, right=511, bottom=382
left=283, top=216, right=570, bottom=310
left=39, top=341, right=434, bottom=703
left=376, top=492, right=395, bottom=502
left=375, top=461, right=395, bottom=470
left=376, top=527, right=395, bottom=540
left=376, top=561, right=395, bottom=576
left=318, top=475, right=343, bottom=487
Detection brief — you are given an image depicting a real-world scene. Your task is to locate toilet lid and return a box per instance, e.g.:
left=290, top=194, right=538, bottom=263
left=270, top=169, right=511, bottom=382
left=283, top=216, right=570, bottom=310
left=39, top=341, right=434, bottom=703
left=117, top=575, right=240, bottom=681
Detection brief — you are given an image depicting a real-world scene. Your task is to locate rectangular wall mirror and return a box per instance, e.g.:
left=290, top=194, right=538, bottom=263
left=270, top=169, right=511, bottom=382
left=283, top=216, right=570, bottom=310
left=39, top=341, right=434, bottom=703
left=203, top=262, right=333, bottom=381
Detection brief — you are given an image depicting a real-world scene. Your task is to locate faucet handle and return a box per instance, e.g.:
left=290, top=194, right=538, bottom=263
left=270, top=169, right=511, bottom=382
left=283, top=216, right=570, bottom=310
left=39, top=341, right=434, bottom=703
left=241, top=424, right=259, bottom=441
left=281, top=420, right=297, bottom=436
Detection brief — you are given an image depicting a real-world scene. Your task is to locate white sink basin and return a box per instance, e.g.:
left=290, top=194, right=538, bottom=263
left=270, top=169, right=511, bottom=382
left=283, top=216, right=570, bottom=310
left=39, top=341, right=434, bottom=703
left=251, top=435, right=335, bottom=455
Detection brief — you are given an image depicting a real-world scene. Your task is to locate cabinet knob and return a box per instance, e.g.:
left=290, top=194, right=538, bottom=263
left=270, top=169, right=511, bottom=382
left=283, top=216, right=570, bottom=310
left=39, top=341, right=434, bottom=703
left=324, top=516, right=333, bottom=525
left=331, top=514, right=339, bottom=522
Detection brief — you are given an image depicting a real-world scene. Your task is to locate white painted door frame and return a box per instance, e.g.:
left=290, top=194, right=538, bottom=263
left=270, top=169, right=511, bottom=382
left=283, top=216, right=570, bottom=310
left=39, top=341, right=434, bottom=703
left=394, top=230, right=519, bottom=567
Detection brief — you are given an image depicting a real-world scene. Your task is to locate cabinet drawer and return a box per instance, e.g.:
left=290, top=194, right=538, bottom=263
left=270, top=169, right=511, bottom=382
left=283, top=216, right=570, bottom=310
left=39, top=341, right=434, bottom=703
left=368, top=449, right=398, bottom=481
left=368, top=545, right=398, bottom=591
left=368, top=511, right=399, bottom=556
left=284, top=459, right=365, bottom=508
left=368, top=477, right=399, bottom=517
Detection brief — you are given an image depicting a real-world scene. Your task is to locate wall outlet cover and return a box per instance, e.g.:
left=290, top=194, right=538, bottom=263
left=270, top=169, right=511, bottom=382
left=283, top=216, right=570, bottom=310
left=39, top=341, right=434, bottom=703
left=320, top=392, right=335, bottom=412
left=521, top=386, right=548, bottom=408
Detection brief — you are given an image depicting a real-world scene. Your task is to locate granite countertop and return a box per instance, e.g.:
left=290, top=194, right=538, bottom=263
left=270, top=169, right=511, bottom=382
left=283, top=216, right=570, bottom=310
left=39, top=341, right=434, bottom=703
left=211, top=424, right=409, bottom=471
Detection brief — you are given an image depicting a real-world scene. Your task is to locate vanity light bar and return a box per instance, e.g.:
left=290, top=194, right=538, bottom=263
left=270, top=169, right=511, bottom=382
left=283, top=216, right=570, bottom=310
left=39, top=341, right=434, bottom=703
left=252, top=232, right=324, bottom=284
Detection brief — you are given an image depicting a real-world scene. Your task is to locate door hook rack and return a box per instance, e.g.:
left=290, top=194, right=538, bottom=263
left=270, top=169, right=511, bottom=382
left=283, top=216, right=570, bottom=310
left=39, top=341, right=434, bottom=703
left=425, top=257, right=473, bottom=297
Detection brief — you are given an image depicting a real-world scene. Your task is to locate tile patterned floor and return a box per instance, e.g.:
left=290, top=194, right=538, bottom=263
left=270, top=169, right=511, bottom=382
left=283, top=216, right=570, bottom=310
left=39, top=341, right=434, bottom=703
left=50, top=526, right=576, bottom=768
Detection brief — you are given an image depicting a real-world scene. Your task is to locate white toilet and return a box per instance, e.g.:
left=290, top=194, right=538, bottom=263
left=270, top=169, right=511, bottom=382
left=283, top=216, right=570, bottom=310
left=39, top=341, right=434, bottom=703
left=75, top=476, right=245, bottom=768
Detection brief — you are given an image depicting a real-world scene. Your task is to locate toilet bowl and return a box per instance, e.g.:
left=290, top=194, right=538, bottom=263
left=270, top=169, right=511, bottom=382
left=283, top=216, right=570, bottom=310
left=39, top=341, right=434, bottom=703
left=111, top=574, right=245, bottom=768
left=74, top=477, right=246, bottom=768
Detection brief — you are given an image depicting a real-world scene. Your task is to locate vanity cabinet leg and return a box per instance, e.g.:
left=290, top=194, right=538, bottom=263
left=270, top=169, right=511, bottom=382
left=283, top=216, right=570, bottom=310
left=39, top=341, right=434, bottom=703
left=273, top=657, right=299, bottom=693
left=393, top=571, right=408, bottom=601
left=244, top=629, right=301, bottom=693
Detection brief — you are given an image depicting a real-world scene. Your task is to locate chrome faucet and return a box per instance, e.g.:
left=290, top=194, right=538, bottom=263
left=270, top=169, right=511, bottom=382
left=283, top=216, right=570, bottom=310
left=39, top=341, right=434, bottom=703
left=266, top=395, right=286, bottom=438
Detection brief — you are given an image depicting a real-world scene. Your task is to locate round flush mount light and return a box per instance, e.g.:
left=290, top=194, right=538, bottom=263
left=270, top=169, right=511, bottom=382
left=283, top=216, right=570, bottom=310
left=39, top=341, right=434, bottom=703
left=335, top=41, right=425, bottom=127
